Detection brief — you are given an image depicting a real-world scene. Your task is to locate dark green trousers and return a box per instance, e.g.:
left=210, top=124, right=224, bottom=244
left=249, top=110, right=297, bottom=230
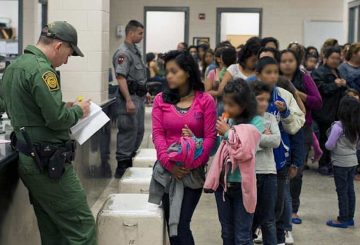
left=18, top=153, right=96, bottom=245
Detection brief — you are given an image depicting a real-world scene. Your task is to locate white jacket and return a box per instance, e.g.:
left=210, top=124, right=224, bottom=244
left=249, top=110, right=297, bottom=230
left=276, top=87, right=305, bottom=135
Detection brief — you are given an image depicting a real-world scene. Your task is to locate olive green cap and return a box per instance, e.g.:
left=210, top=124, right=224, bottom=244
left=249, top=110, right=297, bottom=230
left=41, top=21, right=84, bottom=57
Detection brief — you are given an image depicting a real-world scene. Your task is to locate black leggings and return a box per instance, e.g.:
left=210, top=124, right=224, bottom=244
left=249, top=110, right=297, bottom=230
left=162, top=187, right=202, bottom=245
left=317, top=122, right=332, bottom=169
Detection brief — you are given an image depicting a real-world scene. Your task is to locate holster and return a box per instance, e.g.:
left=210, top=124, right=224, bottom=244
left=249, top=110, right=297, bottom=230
left=127, top=80, right=147, bottom=97
left=13, top=134, right=76, bottom=180
left=48, top=147, right=69, bottom=179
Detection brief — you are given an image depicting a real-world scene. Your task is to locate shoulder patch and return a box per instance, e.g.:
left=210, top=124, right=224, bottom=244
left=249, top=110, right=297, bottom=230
left=42, top=71, right=59, bottom=91
left=118, top=55, right=125, bottom=65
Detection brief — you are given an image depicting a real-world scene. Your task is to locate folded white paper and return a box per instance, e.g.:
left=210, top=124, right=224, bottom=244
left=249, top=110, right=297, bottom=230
left=70, top=102, right=110, bottom=145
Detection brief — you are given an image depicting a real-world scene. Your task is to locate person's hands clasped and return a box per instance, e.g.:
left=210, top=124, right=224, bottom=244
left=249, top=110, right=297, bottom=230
left=335, top=78, right=346, bottom=87
left=340, top=79, right=347, bottom=87
left=74, top=99, right=91, bottom=118
left=335, top=78, right=342, bottom=87
left=182, top=124, right=194, bottom=137
left=170, top=165, right=191, bottom=180
left=216, top=117, right=230, bottom=136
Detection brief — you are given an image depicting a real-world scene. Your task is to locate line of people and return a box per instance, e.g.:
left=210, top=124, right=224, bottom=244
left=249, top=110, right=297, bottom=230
left=149, top=37, right=360, bottom=245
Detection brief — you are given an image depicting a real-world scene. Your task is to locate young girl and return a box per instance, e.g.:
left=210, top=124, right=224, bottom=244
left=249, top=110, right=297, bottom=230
left=146, top=52, right=160, bottom=79
left=205, top=48, right=223, bottom=92
left=208, top=38, right=262, bottom=98
left=208, top=46, right=237, bottom=116
left=204, top=79, right=263, bottom=245
left=344, top=89, right=360, bottom=181
left=250, top=81, right=281, bottom=245
left=150, top=50, right=217, bottom=245
left=202, top=49, right=215, bottom=79
left=325, top=97, right=360, bottom=228
left=280, top=49, right=322, bottom=225
left=303, top=54, right=319, bottom=74
left=312, top=47, right=347, bottom=176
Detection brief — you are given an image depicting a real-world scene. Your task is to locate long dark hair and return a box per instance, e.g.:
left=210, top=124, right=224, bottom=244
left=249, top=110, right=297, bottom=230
left=305, top=46, right=319, bottom=58
left=201, top=49, right=214, bottom=78
left=261, top=37, right=279, bottom=50
left=238, top=37, right=261, bottom=69
left=280, top=49, right=305, bottom=92
left=223, top=79, right=257, bottom=124
left=337, top=97, right=360, bottom=144
left=162, top=50, right=204, bottom=104
left=221, top=46, right=237, bottom=67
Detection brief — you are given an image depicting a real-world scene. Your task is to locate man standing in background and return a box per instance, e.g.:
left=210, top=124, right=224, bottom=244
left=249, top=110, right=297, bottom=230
left=112, top=20, right=147, bottom=178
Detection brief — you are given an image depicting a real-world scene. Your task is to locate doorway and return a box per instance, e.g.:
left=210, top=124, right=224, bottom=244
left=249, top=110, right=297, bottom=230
left=216, top=8, right=262, bottom=47
left=144, top=6, right=189, bottom=55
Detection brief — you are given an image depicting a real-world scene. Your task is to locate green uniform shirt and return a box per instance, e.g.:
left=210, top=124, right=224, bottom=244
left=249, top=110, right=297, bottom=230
left=227, top=115, right=264, bottom=182
left=0, top=45, right=83, bottom=144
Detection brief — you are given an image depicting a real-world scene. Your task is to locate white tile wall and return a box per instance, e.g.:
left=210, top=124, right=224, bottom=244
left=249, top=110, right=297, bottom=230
left=22, top=0, right=41, bottom=49
left=48, top=0, right=110, bottom=105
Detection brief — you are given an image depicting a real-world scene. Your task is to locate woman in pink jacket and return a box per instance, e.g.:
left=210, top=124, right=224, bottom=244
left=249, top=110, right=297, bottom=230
left=204, top=79, right=263, bottom=245
left=152, top=50, right=217, bottom=245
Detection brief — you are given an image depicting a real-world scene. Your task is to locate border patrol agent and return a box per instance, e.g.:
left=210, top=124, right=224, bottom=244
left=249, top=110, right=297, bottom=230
left=1, top=21, right=96, bottom=244
left=112, top=20, right=147, bottom=178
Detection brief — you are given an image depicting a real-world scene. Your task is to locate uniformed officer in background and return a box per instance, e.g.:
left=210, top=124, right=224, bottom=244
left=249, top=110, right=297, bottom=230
left=113, top=20, right=147, bottom=178
left=1, top=21, right=96, bottom=244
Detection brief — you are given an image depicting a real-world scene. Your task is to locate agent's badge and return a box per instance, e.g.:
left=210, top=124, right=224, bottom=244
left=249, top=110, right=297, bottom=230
left=42, top=71, right=59, bottom=91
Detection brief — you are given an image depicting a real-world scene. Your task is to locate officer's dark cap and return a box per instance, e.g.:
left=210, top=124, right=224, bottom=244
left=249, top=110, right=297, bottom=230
left=41, top=21, right=84, bottom=57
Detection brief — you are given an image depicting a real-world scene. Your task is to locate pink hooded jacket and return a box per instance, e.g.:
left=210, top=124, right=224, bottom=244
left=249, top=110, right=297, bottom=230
left=204, top=124, right=261, bottom=213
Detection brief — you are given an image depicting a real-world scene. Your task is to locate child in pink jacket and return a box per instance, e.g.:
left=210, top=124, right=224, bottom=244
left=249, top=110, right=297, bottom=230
left=204, top=79, right=262, bottom=245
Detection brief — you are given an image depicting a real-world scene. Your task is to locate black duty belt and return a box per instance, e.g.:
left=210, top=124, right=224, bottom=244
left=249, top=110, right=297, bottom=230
left=127, top=80, right=147, bottom=97
left=16, top=140, right=75, bottom=167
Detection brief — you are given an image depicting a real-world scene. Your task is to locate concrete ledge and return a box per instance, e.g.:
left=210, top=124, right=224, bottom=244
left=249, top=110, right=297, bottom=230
left=97, top=193, right=164, bottom=245
left=133, top=148, right=157, bottom=168
left=118, top=167, right=152, bottom=194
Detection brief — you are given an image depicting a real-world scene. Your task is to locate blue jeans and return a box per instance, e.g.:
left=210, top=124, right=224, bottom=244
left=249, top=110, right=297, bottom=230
left=333, top=166, right=357, bottom=222
left=215, top=184, right=254, bottom=245
left=283, top=179, right=292, bottom=232
left=275, top=167, right=288, bottom=244
left=162, top=187, right=202, bottom=245
left=252, top=174, right=277, bottom=245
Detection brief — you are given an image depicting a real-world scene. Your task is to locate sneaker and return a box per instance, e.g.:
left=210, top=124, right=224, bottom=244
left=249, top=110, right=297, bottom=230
left=292, top=216, right=302, bottom=224
left=114, top=167, right=126, bottom=179
left=115, top=159, right=131, bottom=179
left=347, top=219, right=355, bottom=227
left=326, top=219, right=348, bottom=229
left=253, top=228, right=263, bottom=244
left=285, top=231, right=294, bottom=245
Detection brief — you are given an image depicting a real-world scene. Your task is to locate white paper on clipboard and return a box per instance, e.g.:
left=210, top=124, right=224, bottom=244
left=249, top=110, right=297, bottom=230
left=70, top=102, right=110, bottom=145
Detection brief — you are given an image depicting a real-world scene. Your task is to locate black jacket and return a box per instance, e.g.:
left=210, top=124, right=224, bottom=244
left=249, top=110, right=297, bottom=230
left=311, top=65, right=346, bottom=124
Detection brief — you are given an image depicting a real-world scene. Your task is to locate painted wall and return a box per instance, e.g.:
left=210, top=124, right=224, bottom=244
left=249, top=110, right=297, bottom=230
left=110, top=0, right=344, bottom=57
